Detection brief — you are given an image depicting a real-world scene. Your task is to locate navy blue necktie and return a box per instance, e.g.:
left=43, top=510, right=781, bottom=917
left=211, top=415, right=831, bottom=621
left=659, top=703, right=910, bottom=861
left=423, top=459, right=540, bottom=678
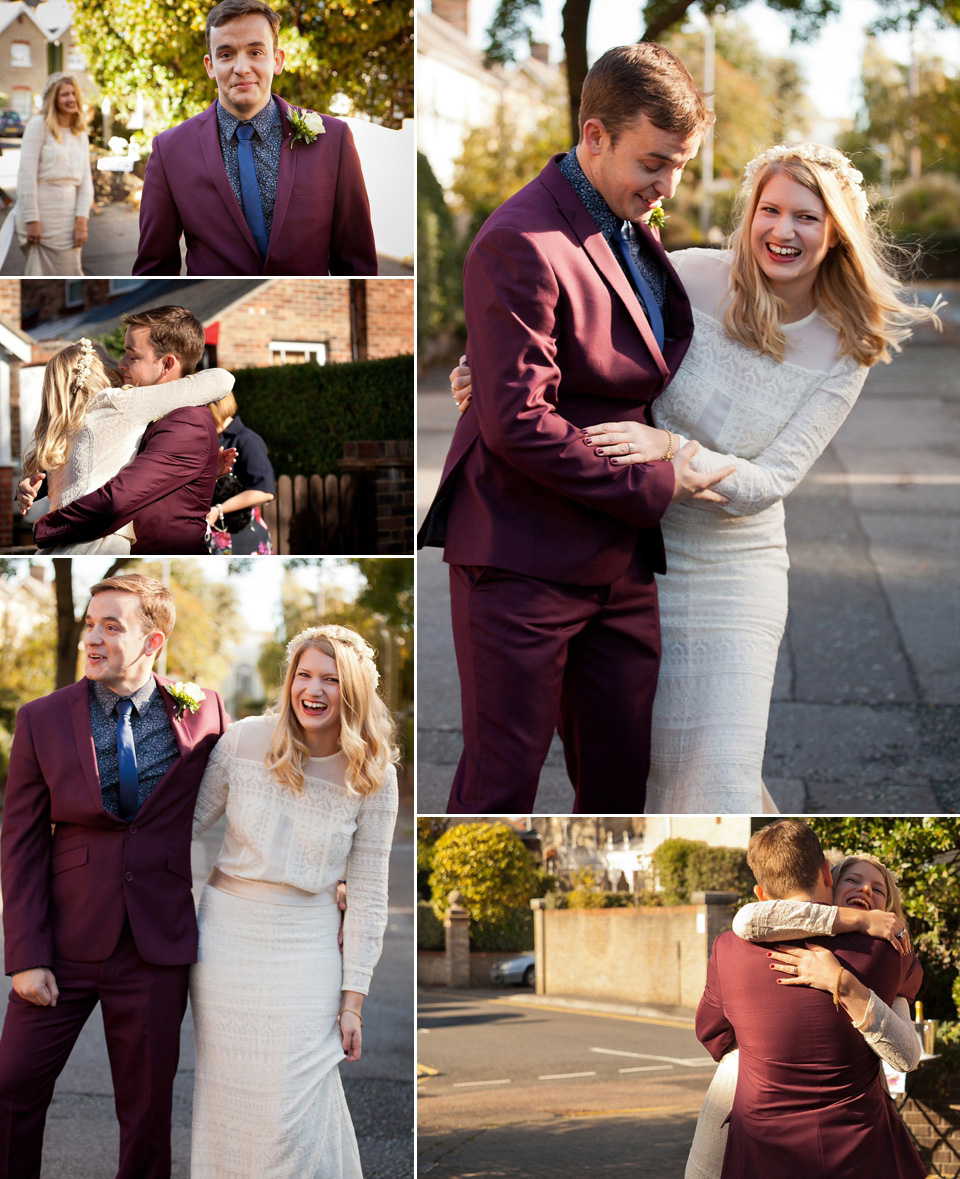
left=115, top=699, right=140, bottom=821
left=616, top=221, right=665, bottom=351
left=236, top=123, right=269, bottom=259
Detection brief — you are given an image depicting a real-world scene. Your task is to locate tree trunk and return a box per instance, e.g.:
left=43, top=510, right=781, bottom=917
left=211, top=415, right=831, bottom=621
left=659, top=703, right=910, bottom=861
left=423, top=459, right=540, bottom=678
left=562, top=0, right=592, bottom=146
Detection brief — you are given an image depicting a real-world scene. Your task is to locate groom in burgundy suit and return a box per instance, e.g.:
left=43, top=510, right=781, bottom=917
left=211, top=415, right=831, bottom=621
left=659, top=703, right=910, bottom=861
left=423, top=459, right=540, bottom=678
left=419, top=44, right=729, bottom=814
left=0, top=574, right=229, bottom=1179
left=28, top=305, right=221, bottom=554
left=134, top=0, right=376, bottom=277
left=696, top=821, right=924, bottom=1178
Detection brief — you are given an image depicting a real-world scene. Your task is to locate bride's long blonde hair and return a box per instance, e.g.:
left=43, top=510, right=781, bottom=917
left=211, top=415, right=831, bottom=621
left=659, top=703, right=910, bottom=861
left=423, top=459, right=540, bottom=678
left=725, top=144, right=940, bottom=366
left=22, top=340, right=123, bottom=476
left=264, top=625, right=399, bottom=796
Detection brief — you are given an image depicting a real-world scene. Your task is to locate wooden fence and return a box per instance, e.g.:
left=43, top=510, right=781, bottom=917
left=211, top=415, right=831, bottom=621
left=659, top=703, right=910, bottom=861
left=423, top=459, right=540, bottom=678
left=262, top=472, right=371, bottom=555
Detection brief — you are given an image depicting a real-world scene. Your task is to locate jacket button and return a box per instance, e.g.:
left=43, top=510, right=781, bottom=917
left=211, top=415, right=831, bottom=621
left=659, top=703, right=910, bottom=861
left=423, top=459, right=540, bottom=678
left=124, top=872, right=133, bottom=881
left=129, top=825, right=137, bottom=834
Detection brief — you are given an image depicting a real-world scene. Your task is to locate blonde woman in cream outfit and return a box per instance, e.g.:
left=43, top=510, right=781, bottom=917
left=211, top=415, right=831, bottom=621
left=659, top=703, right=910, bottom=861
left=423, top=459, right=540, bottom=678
left=686, top=853, right=922, bottom=1179
left=22, top=338, right=233, bottom=554
left=190, top=625, right=399, bottom=1178
left=15, top=73, right=93, bottom=275
left=453, top=143, right=940, bottom=812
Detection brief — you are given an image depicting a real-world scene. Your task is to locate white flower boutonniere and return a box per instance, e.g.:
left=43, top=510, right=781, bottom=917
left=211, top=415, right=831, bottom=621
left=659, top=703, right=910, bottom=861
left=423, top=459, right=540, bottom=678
left=646, top=201, right=667, bottom=231
left=164, top=681, right=205, bottom=720
left=287, top=108, right=325, bottom=149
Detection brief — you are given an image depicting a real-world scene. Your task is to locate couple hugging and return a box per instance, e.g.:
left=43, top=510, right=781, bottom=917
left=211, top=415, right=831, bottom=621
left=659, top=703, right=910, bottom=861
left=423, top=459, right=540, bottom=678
left=0, top=573, right=399, bottom=1178
left=19, top=304, right=241, bottom=555
left=135, top=0, right=376, bottom=276
left=691, top=818, right=925, bottom=1178
left=421, top=43, right=940, bottom=816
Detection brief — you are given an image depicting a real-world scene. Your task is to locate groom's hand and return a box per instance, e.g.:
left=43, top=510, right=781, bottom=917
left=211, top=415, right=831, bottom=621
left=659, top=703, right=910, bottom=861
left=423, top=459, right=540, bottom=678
left=17, top=472, right=45, bottom=515
left=12, top=967, right=59, bottom=1007
left=669, top=441, right=734, bottom=505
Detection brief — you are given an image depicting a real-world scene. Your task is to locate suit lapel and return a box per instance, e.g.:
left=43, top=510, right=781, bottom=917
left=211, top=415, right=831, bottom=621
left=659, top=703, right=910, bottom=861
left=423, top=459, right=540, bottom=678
left=268, top=95, right=296, bottom=262
left=541, top=159, right=670, bottom=383
left=199, top=101, right=261, bottom=256
left=68, top=680, right=114, bottom=817
left=135, top=674, right=195, bottom=817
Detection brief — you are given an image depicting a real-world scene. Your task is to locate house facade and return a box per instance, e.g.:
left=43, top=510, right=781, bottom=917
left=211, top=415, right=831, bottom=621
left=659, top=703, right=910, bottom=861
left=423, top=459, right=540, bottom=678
left=0, top=1, right=96, bottom=122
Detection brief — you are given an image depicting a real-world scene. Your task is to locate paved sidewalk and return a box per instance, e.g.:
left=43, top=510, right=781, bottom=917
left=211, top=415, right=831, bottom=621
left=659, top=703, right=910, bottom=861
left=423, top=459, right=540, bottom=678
left=416, top=292, right=960, bottom=814
left=0, top=801, right=415, bottom=1178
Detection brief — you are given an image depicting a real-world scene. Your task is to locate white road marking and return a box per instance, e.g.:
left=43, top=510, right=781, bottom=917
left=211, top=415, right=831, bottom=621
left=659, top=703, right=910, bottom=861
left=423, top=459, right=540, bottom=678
left=538, top=1071, right=597, bottom=1080
left=452, top=1079, right=512, bottom=1087
left=591, top=1047, right=710, bottom=1067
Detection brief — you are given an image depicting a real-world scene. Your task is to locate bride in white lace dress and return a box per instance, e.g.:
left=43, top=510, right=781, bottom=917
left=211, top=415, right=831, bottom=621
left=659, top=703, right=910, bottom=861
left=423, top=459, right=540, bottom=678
left=190, top=625, right=399, bottom=1179
left=686, top=852, right=922, bottom=1179
left=21, top=337, right=233, bottom=554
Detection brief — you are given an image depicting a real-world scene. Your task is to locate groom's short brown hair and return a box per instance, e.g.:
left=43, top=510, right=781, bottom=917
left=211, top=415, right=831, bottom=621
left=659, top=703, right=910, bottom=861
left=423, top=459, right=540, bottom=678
left=90, top=574, right=176, bottom=642
left=747, top=820, right=826, bottom=899
left=205, top=0, right=281, bottom=53
left=122, top=306, right=205, bottom=375
left=578, top=43, right=713, bottom=145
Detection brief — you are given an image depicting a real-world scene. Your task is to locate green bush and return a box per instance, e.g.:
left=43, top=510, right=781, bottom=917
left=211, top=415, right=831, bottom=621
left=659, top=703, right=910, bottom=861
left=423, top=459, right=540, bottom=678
left=417, top=151, right=465, bottom=356
left=471, top=906, right=534, bottom=953
left=890, top=174, right=960, bottom=235
left=231, top=354, right=413, bottom=478
left=428, top=822, right=542, bottom=925
left=652, top=839, right=750, bottom=906
left=417, top=900, right=444, bottom=951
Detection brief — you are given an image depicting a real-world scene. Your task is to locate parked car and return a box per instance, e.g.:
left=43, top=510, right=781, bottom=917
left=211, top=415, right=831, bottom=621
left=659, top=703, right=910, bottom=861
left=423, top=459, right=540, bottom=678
left=0, top=111, right=24, bottom=137
left=490, top=952, right=535, bottom=987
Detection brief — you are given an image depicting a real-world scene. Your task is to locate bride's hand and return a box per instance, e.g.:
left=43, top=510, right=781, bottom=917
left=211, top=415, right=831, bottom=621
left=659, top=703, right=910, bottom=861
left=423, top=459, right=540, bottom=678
left=583, top=421, right=669, bottom=464
left=339, top=1009, right=362, bottom=1062
left=17, top=471, right=45, bottom=515
left=450, top=356, right=471, bottom=413
left=767, top=942, right=842, bottom=993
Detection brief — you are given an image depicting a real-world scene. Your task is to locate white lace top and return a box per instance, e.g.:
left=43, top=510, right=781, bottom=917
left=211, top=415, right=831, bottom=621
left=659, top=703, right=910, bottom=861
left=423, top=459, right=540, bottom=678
left=657, top=249, right=868, bottom=517
left=193, top=716, right=398, bottom=994
left=17, top=116, right=94, bottom=222
left=733, top=899, right=921, bottom=1072
left=44, top=369, right=233, bottom=541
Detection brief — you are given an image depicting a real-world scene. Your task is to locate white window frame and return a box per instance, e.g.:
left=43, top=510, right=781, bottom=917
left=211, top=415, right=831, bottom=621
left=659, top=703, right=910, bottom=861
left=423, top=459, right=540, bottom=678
left=270, top=340, right=328, bottom=365
left=65, top=280, right=84, bottom=309
left=10, top=42, right=32, bottom=69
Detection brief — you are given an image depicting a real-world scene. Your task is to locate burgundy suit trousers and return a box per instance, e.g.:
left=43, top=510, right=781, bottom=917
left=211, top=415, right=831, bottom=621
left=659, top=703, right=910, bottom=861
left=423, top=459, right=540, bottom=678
left=0, top=920, right=189, bottom=1179
left=447, top=558, right=660, bottom=813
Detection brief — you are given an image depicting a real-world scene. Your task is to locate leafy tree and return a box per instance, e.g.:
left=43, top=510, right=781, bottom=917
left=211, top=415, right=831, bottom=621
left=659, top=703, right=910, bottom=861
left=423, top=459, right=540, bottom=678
left=801, top=818, right=960, bottom=1019
left=54, top=558, right=132, bottom=689
left=71, top=0, right=413, bottom=138
left=484, top=0, right=960, bottom=144
left=417, top=151, right=466, bottom=357
left=417, top=817, right=451, bottom=899
left=652, top=838, right=751, bottom=904
left=429, top=822, right=541, bottom=921
left=652, top=837, right=710, bottom=905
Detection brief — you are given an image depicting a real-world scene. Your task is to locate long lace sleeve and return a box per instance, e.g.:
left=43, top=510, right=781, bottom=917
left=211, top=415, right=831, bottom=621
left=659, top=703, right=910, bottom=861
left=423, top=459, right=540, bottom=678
left=674, top=357, right=867, bottom=517
left=16, top=117, right=44, bottom=224
left=192, top=723, right=238, bottom=838
left=74, top=132, right=94, bottom=218
left=854, top=994, right=922, bottom=1072
left=341, top=764, right=398, bottom=994
left=732, top=899, right=838, bottom=941
left=101, top=369, right=234, bottom=430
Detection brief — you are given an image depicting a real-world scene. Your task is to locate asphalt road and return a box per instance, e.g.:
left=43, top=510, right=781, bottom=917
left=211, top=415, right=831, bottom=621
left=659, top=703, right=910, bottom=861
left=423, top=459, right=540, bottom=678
left=418, top=990, right=716, bottom=1177
left=0, top=805, right=415, bottom=1178
left=417, top=309, right=960, bottom=814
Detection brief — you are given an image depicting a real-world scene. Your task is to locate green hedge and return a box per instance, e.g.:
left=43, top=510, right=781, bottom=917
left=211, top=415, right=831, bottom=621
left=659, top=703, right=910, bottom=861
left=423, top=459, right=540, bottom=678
left=417, top=900, right=444, bottom=951
left=470, top=906, right=534, bottom=953
left=231, top=354, right=413, bottom=478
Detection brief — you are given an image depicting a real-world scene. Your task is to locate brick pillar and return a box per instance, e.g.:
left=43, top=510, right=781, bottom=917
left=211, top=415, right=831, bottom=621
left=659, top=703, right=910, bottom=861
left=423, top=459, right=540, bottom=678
left=691, top=890, right=739, bottom=960
left=443, top=889, right=471, bottom=988
left=531, top=897, right=546, bottom=995
left=0, top=466, right=11, bottom=548
left=338, top=440, right=413, bottom=553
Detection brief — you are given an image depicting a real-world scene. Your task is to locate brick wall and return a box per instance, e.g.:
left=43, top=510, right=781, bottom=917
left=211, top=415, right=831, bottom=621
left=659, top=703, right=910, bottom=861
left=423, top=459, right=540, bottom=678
left=0, top=466, right=12, bottom=549
left=899, top=1056, right=960, bottom=1177
left=0, top=280, right=20, bottom=325
left=339, top=440, right=413, bottom=554
left=366, top=279, right=414, bottom=359
left=20, top=279, right=113, bottom=329
left=217, top=280, right=355, bottom=368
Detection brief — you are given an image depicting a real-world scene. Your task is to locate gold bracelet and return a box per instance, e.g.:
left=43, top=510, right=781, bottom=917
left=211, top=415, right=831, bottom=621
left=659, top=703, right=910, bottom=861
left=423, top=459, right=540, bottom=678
left=338, top=1008, right=363, bottom=1026
left=659, top=431, right=676, bottom=462
left=832, top=967, right=844, bottom=1010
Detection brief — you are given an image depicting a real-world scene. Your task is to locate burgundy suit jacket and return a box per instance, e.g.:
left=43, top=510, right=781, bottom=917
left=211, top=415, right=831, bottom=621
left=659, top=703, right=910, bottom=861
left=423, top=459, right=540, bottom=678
left=33, top=405, right=218, bottom=555
left=134, top=94, right=376, bottom=276
left=1, top=675, right=229, bottom=972
left=696, top=929, right=925, bottom=1178
left=418, top=155, right=693, bottom=586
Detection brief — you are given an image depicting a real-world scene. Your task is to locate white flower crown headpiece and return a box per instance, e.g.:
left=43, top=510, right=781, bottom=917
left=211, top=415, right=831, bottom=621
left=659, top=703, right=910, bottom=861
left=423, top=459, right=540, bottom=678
left=287, top=625, right=380, bottom=690
left=71, top=338, right=95, bottom=398
left=743, top=143, right=869, bottom=221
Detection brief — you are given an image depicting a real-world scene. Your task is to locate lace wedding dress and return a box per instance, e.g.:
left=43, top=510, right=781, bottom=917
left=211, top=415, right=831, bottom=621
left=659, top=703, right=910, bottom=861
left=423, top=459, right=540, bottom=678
left=646, top=249, right=868, bottom=813
left=39, top=369, right=233, bottom=554
left=189, top=716, right=398, bottom=1179
left=685, top=900, right=922, bottom=1179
